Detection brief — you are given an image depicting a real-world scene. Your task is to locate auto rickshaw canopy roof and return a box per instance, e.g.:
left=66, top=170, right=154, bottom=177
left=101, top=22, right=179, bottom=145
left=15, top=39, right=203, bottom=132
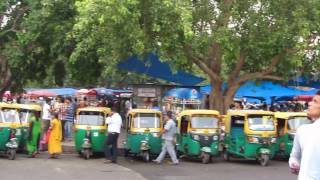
left=226, top=110, right=274, bottom=116
left=178, top=109, right=220, bottom=117
left=0, top=103, right=20, bottom=109
left=274, top=112, right=307, bottom=119
left=77, top=107, right=111, bottom=114
left=128, top=109, right=162, bottom=114
left=16, top=104, right=41, bottom=111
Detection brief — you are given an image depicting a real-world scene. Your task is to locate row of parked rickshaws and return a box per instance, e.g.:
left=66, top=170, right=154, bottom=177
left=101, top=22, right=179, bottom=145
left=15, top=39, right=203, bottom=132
left=0, top=103, right=312, bottom=166
left=72, top=107, right=311, bottom=166
left=0, top=103, right=42, bottom=160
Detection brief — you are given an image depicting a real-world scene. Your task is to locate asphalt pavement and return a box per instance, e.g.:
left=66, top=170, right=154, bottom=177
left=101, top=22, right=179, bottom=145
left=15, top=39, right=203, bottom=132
left=0, top=153, right=147, bottom=180
left=119, top=156, right=297, bottom=180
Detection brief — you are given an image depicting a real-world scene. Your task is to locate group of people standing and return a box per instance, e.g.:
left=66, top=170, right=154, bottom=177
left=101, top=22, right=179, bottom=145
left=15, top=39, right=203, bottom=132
left=26, top=96, right=77, bottom=158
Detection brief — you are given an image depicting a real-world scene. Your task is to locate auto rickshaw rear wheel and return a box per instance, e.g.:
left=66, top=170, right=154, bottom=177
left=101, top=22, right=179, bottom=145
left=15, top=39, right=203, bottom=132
left=7, top=149, right=16, bottom=160
left=201, top=152, right=210, bottom=164
left=259, top=154, right=269, bottom=166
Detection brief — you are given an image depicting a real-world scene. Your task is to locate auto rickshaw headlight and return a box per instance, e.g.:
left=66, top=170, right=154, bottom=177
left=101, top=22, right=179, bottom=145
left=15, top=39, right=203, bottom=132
left=213, top=135, right=219, bottom=141
left=247, top=136, right=259, bottom=143
left=271, top=137, right=277, bottom=143
left=192, top=134, right=200, bottom=141
left=152, top=133, right=159, bottom=137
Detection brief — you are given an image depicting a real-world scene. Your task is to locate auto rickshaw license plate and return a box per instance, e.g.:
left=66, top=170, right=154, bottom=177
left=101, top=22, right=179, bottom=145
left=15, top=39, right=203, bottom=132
left=16, top=129, right=21, bottom=136
left=93, top=132, right=98, bottom=137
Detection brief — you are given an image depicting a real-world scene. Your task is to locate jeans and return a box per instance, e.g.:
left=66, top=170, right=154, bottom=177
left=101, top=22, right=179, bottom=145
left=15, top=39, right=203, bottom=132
left=64, top=121, right=73, bottom=138
left=104, top=133, right=119, bottom=162
left=155, top=140, right=179, bottom=164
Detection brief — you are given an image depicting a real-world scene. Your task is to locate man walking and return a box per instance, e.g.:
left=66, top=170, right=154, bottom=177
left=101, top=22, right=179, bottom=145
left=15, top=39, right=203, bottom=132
left=289, top=91, right=320, bottom=179
left=153, top=111, right=179, bottom=165
left=104, top=106, right=122, bottom=163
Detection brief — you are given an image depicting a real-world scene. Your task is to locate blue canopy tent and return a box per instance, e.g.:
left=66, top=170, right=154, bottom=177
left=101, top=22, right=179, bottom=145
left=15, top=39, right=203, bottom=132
left=200, top=81, right=318, bottom=104
left=163, top=88, right=202, bottom=110
left=25, top=88, right=78, bottom=97
left=118, top=53, right=205, bottom=86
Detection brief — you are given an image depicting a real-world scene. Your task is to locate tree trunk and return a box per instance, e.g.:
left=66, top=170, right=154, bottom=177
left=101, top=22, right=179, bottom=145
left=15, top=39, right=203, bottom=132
left=0, top=53, right=12, bottom=96
left=209, top=80, right=243, bottom=114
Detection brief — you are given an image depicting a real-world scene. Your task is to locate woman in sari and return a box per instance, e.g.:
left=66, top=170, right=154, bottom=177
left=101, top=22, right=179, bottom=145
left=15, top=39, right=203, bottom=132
left=26, top=111, right=41, bottom=157
left=48, top=113, right=62, bottom=159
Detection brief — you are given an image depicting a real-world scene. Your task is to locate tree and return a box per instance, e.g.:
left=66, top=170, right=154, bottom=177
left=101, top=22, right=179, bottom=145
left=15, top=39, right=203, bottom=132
left=72, top=0, right=320, bottom=113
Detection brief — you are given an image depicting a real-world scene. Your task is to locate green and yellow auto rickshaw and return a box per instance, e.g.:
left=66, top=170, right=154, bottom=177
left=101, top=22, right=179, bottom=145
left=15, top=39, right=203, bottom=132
left=176, top=110, right=221, bottom=164
left=275, top=112, right=311, bottom=157
left=74, top=107, right=111, bottom=159
left=223, top=110, right=278, bottom=166
left=17, top=104, right=42, bottom=151
left=0, top=103, right=22, bottom=160
left=124, top=109, right=163, bottom=162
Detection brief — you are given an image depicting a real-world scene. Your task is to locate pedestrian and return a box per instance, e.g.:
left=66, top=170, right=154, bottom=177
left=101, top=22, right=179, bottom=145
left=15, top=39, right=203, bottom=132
left=58, top=97, right=67, bottom=141
left=153, top=111, right=179, bottom=165
left=41, top=98, right=52, bottom=140
left=64, top=97, right=75, bottom=141
left=289, top=91, right=320, bottom=179
left=48, top=113, right=62, bottom=159
left=26, top=111, right=41, bottom=158
left=104, top=106, right=122, bottom=163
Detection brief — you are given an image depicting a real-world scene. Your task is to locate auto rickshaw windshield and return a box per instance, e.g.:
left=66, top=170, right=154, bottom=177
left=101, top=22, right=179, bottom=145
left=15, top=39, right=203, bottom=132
left=288, top=116, right=311, bottom=130
left=77, top=111, right=105, bottom=126
left=2, top=109, right=20, bottom=123
left=248, top=115, right=275, bottom=131
left=133, top=113, right=161, bottom=128
left=191, top=115, right=219, bottom=129
left=20, top=110, right=32, bottom=123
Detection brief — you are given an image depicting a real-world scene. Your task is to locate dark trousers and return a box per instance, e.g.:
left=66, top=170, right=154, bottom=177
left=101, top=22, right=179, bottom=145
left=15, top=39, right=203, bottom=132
left=61, top=120, right=66, bottom=140
left=104, top=133, right=119, bottom=162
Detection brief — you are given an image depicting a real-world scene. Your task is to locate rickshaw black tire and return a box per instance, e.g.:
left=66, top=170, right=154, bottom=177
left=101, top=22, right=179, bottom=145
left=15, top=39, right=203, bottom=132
left=83, top=149, right=90, bottom=160
left=142, top=151, right=150, bottom=162
left=7, top=149, right=16, bottom=160
left=260, top=154, right=269, bottom=166
left=201, top=152, right=210, bottom=164
left=223, top=150, right=230, bottom=161
left=124, top=149, right=129, bottom=157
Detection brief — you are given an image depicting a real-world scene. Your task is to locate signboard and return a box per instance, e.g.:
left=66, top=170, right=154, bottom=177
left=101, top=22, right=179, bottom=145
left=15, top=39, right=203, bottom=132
left=137, top=88, right=156, bottom=97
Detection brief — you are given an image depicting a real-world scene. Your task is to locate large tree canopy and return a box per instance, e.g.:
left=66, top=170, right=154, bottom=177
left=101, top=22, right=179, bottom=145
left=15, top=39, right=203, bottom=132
left=72, top=0, right=320, bottom=112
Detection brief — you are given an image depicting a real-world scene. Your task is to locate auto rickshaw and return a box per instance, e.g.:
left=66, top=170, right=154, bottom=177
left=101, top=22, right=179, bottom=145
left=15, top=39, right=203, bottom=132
left=0, top=103, right=22, bottom=160
left=16, top=104, right=42, bottom=151
left=275, top=112, right=311, bottom=157
left=74, top=107, right=111, bottom=159
left=124, top=109, right=163, bottom=162
left=223, top=110, right=278, bottom=166
left=176, top=110, right=221, bottom=164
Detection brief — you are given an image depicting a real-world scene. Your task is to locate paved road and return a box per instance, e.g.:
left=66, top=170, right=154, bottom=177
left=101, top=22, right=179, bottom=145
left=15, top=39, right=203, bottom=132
left=0, top=153, right=297, bottom=180
left=119, top=156, right=297, bottom=180
left=0, top=153, right=146, bottom=180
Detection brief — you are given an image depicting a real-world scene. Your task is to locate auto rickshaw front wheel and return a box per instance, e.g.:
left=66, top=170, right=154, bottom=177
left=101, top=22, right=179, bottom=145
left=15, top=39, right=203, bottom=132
left=259, top=154, right=269, bottom=166
left=201, top=152, right=211, bottom=164
left=7, top=149, right=16, bottom=160
left=222, top=149, right=230, bottom=161
left=142, top=151, right=150, bottom=162
left=82, top=149, right=91, bottom=160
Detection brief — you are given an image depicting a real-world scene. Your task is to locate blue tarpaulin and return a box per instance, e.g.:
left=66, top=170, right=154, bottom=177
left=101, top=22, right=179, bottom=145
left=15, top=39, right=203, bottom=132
left=200, top=81, right=318, bottom=103
left=118, top=54, right=205, bottom=86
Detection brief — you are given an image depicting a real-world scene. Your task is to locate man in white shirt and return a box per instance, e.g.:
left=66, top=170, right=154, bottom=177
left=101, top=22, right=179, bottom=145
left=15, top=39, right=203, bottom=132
left=289, top=91, right=320, bottom=179
left=104, top=106, right=122, bottom=163
left=41, top=98, right=52, bottom=138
